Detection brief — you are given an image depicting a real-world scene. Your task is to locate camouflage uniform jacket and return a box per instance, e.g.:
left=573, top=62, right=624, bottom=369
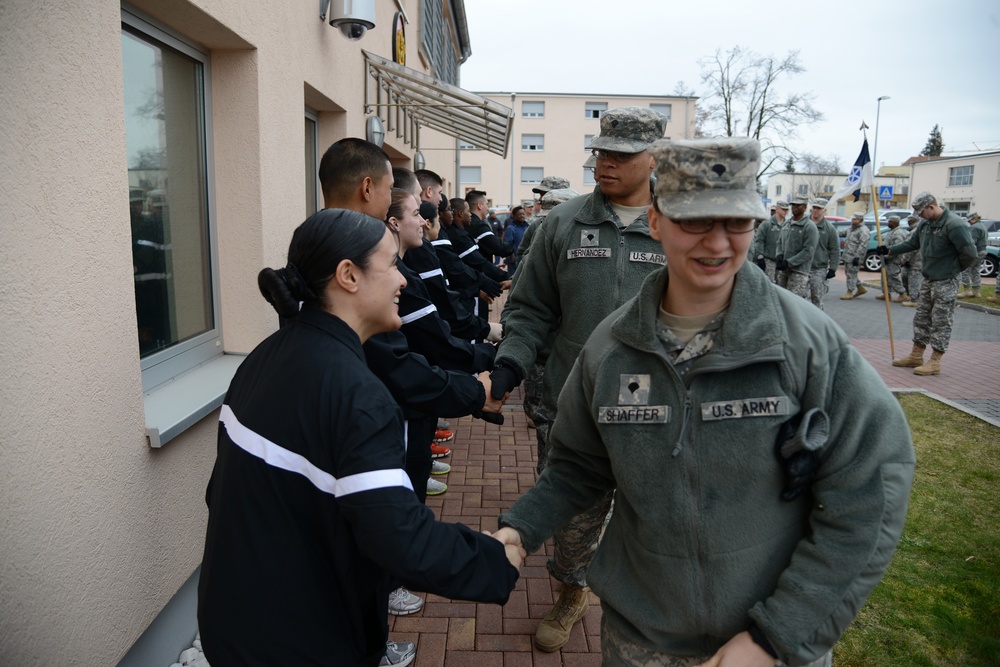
left=779, top=216, right=819, bottom=272
left=883, top=226, right=908, bottom=264
left=752, top=216, right=784, bottom=259
left=842, top=223, right=870, bottom=262
left=888, top=208, right=977, bottom=280
left=500, top=263, right=915, bottom=667
left=495, top=187, right=665, bottom=408
left=810, top=218, right=841, bottom=270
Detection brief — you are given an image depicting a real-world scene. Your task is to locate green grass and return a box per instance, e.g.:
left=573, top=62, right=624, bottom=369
left=833, top=394, right=1000, bottom=666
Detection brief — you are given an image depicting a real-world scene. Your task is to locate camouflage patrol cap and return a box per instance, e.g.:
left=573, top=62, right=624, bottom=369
left=907, top=214, right=919, bottom=224
left=789, top=195, right=809, bottom=205
left=531, top=175, right=571, bottom=195
left=811, top=198, right=829, bottom=208
left=540, top=187, right=579, bottom=211
left=967, top=211, right=980, bottom=221
left=774, top=200, right=790, bottom=210
left=583, top=154, right=597, bottom=169
left=587, top=107, right=667, bottom=154
left=911, top=191, right=936, bottom=215
left=650, top=138, right=766, bottom=221
left=887, top=214, right=901, bottom=223
left=851, top=211, right=864, bottom=220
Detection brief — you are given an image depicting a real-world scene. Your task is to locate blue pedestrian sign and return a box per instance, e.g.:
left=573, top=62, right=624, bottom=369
left=762, top=198, right=771, bottom=203
left=878, top=186, right=894, bottom=201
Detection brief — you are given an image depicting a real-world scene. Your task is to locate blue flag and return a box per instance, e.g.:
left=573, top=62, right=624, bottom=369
left=832, top=139, right=874, bottom=202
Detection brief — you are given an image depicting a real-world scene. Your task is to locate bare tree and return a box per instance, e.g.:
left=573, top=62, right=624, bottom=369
left=797, top=153, right=842, bottom=175
left=698, top=47, right=824, bottom=179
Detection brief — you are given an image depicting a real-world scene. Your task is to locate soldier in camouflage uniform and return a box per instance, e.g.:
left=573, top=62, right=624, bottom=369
left=506, top=186, right=578, bottom=469
left=879, top=192, right=977, bottom=375
left=490, top=107, right=668, bottom=653
left=876, top=215, right=909, bottom=302
left=900, top=215, right=923, bottom=306
left=776, top=195, right=818, bottom=298
left=958, top=212, right=988, bottom=298
left=752, top=199, right=788, bottom=282
left=808, top=198, right=840, bottom=310
left=840, top=211, right=870, bottom=299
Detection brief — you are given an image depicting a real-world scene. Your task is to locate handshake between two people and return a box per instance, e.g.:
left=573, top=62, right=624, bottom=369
left=481, top=526, right=526, bottom=570
left=474, top=361, right=522, bottom=422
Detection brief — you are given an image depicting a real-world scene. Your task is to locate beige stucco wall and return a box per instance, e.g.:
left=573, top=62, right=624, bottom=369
left=910, top=153, right=1000, bottom=218
left=0, top=0, right=455, bottom=662
left=459, top=93, right=697, bottom=207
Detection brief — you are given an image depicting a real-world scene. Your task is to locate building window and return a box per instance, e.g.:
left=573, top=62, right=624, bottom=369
left=420, top=0, right=458, bottom=85
left=522, top=101, right=544, bottom=118
left=460, top=166, right=481, bottom=184
left=522, top=134, right=544, bottom=151
left=122, top=12, right=219, bottom=391
left=521, top=167, right=543, bottom=184
left=650, top=103, right=672, bottom=122
left=583, top=168, right=596, bottom=186
left=305, top=111, right=318, bottom=216
left=775, top=185, right=782, bottom=196
left=949, top=202, right=971, bottom=214
left=948, top=165, right=974, bottom=187
left=584, top=134, right=594, bottom=150
left=458, top=140, right=478, bottom=150
left=585, top=102, right=607, bottom=119
left=797, top=184, right=808, bottom=195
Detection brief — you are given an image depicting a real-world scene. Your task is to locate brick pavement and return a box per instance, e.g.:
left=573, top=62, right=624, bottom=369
left=391, top=272, right=999, bottom=666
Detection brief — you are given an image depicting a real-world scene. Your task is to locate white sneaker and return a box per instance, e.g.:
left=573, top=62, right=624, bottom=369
left=387, top=587, right=424, bottom=615
left=430, top=460, right=451, bottom=475
left=379, top=640, right=416, bottom=666
left=426, top=477, right=448, bottom=495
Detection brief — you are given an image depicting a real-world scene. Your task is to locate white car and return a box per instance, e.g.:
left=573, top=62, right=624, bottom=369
left=862, top=209, right=913, bottom=224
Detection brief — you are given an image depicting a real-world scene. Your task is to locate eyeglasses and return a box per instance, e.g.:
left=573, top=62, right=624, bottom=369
left=670, top=218, right=756, bottom=234
left=591, top=148, right=639, bottom=164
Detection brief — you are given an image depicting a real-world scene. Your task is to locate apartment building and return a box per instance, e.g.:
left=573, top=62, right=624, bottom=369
left=765, top=167, right=912, bottom=217
left=908, top=151, right=1000, bottom=217
left=458, top=92, right=698, bottom=208
left=0, top=1, right=509, bottom=664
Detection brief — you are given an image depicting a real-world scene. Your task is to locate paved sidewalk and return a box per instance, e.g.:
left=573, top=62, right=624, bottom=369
left=392, top=273, right=999, bottom=666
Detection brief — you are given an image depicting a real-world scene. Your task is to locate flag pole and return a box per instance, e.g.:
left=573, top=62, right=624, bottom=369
left=863, top=126, right=895, bottom=359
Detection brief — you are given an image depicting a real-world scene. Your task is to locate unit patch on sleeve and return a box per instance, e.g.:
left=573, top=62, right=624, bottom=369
left=700, top=396, right=790, bottom=421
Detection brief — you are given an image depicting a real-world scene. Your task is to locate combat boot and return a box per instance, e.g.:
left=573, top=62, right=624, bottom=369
left=892, top=344, right=926, bottom=368
left=534, top=584, right=590, bottom=652
left=956, top=287, right=972, bottom=298
left=901, top=299, right=918, bottom=307
left=987, top=294, right=1000, bottom=305
left=839, top=290, right=855, bottom=300
left=970, top=288, right=981, bottom=298
left=892, top=293, right=908, bottom=303
left=855, top=284, right=868, bottom=296
left=875, top=293, right=887, bottom=300
left=914, top=349, right=944, bottom=376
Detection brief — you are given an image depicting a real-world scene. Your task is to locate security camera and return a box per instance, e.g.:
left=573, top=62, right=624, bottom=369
left=323, top=0, right=375, bottom=41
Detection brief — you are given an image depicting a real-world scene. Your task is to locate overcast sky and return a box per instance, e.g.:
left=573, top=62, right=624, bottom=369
left=459, top=0, right=1000, bottom=175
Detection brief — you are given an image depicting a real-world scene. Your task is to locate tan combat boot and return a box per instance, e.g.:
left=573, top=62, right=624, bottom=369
left=875, top=293, right=887, bottom=301
left=534, top=584, right=590, bottom=652
left=957, top=287, right=972, bottom=298
left=840, top=290, right=855, bottom=300
left=970, top=288, right=981, bottom=298
left=892, top=344, right=926, bottom=368
left=914, top=349, right=944, bottom=376
left=901, top=299, right=918, bottom=307
left=855, top=284, right=868, bottom=296
left=893, top=293, right=908, bottom=303
left=987, top=294, right=1000, bottom=304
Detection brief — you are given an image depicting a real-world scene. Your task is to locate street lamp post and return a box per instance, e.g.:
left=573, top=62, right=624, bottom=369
left=873, top=95, right=890, bottom=210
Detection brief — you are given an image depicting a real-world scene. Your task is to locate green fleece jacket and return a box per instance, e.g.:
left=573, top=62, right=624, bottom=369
left=888, top=208, right=977, bottom=280
left=496, top=186, right=665, bottom=407
left=500, top=263, right=915, bottom=666
left=779, top=216, right=819, bottom=272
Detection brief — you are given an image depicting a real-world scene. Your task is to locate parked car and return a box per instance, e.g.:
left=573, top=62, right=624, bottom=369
left=981, top=219, right=1000, bottom=247
left=863, top=209, right=913, bottom=224
left=860, top=233, right=999, bottom=276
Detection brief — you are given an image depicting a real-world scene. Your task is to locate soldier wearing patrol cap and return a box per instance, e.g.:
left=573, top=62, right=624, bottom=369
left=530, top=175, right=571, bottom=217
left=876, top=191, right=977, bottom=375
left=775, top=194, right=819, bottom=298
left=840, top=211, right=870, bottom=299
left=752, top=199, right=789, bottom=283
left=876, top=215, right=909, bottom=302
left=489, top=106, right=666, bottom=652
left=958, top=211, right=988, bottom=298
left=807, top=198, right=840, bottom=310
left=494, top=137, right=913, bottom=667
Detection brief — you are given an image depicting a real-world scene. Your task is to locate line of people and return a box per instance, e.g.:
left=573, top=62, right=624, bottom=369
left=197, top=105, right=916, bottom=667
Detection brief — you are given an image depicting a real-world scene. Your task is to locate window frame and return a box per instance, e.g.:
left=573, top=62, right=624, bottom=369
left=305, top=108, right=319, bottom=216
left=460, top=165, right=481, bottom=184
left=122, top=7, right=223, bottom=394
left=583, top=168, right=596, bottom=186
left=521, top=133, right=544, bottom=152
left=649, top=103, right=672, bottom=122
left=948, top=165, right=974, bottom=187
left=520, top=167, right=543, bottom=184
left=584, top=102, right=607, bottom=119
left=521, top=100, right=545, bottom=118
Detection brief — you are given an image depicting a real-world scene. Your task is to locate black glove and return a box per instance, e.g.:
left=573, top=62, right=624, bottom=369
left=473, top=409, right=504, bottom=425
left=851, top=257, right=859, bottom=267
left=481, top=276, right=503, bottom=298
left=755, top=258, right=767, bottom=271
left=825, top=269, right=836, bottom=279
left=775, top=408, right=829, bottom=502
left=874, top=245, right=890, bottom=256
left=775, top=258, right=789, bottom=272
left=489, top=362, right=522, bottom=400
left=903, top=262, right=911, bottom=269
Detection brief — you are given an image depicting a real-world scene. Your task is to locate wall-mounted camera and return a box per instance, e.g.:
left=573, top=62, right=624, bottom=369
left=321, top=0, right=376, bottom=41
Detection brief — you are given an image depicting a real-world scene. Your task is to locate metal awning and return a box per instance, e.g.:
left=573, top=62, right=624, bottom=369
left=362, top=50, right=513, bottom=157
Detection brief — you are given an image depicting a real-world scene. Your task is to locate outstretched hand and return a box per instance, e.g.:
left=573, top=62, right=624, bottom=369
left=482, top=527, right=526, bottom=569
left=478, top=371, right=508, bottom=413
